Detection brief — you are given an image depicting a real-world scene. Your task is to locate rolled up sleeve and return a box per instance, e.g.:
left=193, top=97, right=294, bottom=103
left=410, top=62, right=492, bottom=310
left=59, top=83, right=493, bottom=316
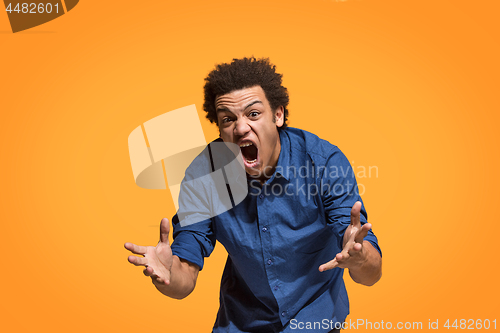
left=171, top=214, right=216, bottom=270
left=320, top=147, right=382, bottom=257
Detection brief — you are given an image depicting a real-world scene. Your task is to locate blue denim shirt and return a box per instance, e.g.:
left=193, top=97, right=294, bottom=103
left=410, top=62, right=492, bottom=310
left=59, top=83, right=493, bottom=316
left=171, top=127, right=381, bottom=333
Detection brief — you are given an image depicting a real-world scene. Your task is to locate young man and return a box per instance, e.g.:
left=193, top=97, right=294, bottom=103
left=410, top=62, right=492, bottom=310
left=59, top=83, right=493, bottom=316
left=125, top=57, right=382, bottom=332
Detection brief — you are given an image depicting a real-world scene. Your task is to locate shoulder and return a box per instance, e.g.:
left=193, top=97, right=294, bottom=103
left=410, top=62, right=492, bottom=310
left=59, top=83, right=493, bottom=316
left=183, top=138, right=223, bottom=180
left=281, top=127, right=345, bottom=166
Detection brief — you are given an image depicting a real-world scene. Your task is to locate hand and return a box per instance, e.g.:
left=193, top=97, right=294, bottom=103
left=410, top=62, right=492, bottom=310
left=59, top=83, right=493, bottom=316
left=319, top=201, right=371, bottom=272
left=125, top=218, right=173, bottom=285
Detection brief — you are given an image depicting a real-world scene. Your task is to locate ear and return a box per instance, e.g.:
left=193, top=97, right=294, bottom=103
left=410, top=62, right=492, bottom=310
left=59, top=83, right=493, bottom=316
left=274, top=106, right=284, bottom=128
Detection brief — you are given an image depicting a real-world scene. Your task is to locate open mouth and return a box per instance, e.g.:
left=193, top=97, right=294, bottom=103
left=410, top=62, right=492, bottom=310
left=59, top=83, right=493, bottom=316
left=239, top=141, right=259, bottom=166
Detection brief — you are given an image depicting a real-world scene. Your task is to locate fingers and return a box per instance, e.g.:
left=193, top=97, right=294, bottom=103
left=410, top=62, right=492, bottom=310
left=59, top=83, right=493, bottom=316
left=143, top=267, right=170, bottom=285
left=128, top=255, right=148, bottom=266
left=159, top=218, right=170, bottom=244
left=319, top=257, right=338, bottom=272
left=124, top=242, right=147, bottom=255
left=321, top=206, right=370, bottom=273
left=125, top=243, right=149, bottom=267
left=354, top=223, right=371, bottom=244
left=350, top=201, right=362, bottom=227
left=153, top=275, right=170, bottom=285
left=321, top=241, right=365, bottom=272
left=143, top=266, right=154, bottom=276
left=319, top=253, right=343, bottom=272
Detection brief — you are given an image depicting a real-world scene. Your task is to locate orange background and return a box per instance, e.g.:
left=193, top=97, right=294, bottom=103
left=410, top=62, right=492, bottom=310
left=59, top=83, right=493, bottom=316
left=1, top=0, right=499, bottom=332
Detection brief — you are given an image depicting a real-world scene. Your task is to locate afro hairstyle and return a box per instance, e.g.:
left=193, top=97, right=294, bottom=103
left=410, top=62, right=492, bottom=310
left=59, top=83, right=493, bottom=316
left=203, top=57, right=290, bottom=129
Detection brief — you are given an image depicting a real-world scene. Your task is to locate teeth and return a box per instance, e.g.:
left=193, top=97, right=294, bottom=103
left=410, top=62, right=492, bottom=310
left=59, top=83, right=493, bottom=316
left=239, top=142, right=253, bottom=148
left=246, top=158, right=257, bottom=163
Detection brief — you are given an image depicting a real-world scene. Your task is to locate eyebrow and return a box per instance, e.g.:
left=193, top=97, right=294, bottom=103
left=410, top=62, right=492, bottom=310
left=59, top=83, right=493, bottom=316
left=216, top=100, right=263, bottom=113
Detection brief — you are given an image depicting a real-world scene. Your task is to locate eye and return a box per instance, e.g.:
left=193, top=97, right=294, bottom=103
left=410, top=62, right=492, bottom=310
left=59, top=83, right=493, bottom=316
left=221, top=117, right=233, bottom=124
left=249, top=111, right=260, bottom=118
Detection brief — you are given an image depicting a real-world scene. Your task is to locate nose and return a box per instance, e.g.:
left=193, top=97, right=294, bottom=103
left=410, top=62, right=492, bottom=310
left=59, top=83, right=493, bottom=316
left=234, top=117, right=251, bottom=137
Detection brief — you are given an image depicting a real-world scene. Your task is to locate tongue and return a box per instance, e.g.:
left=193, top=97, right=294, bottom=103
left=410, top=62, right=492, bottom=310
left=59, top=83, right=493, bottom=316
left=241, top=145, right=258, bottom=161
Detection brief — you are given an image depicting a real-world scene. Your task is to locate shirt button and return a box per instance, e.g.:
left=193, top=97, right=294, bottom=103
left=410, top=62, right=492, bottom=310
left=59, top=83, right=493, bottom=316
left=267, top=259, right=273, bottom=265
left=262, top=226, right=268, bottom=232
left=274, top=285, right=279, bottom=291
left=259, top=194, right=264, bottom=199
left=281, top=311, right=287, bottom=317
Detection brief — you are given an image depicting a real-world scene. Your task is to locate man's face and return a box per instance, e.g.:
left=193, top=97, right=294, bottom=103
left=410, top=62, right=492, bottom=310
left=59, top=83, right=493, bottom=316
left=215, top=85, right=284, bottom=182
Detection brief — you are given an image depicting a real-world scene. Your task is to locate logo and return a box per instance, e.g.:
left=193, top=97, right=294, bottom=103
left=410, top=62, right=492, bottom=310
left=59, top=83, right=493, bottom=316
left=3, top=1, right=78, bottom=33
left=128, top=105, right=248, bottom=227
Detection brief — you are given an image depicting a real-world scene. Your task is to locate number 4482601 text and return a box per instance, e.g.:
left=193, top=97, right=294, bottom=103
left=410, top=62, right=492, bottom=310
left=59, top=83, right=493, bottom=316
left=444, top=319, right=496, bottom=330
left=6, top=3, right=59, bottom=14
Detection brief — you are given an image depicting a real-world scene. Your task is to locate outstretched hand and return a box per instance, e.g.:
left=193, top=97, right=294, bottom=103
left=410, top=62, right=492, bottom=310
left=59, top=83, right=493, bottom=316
left=125, top=218, right=173, bottom=285
left=319, top=201, right=371, bottom=272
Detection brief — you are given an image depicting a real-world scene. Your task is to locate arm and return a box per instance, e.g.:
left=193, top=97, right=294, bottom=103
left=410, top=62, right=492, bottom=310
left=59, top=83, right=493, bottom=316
left=125, top=218, right=200, bottom=299
left=346, top=240, right=382, bottom=286
left=319, top=201, right=382, bottom=286
left=149, top=255, right=199, bottom=299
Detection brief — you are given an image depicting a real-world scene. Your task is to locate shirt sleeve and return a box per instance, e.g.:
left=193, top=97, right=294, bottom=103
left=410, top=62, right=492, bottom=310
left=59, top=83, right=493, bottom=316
left=170, top=214, right=216, bottom=271
left=169, top=144, right=218, bottom=270
left=320, top=147, right=382, bottom=257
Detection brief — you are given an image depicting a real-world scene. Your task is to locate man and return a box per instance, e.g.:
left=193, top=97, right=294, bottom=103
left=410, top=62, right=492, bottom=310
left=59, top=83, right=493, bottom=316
left=125, top=57, right=382, bottom=332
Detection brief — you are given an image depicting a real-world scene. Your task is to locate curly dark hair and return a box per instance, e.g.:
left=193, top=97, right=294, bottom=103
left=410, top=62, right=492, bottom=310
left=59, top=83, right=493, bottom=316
left=203, top=57, right=289, bottom=129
